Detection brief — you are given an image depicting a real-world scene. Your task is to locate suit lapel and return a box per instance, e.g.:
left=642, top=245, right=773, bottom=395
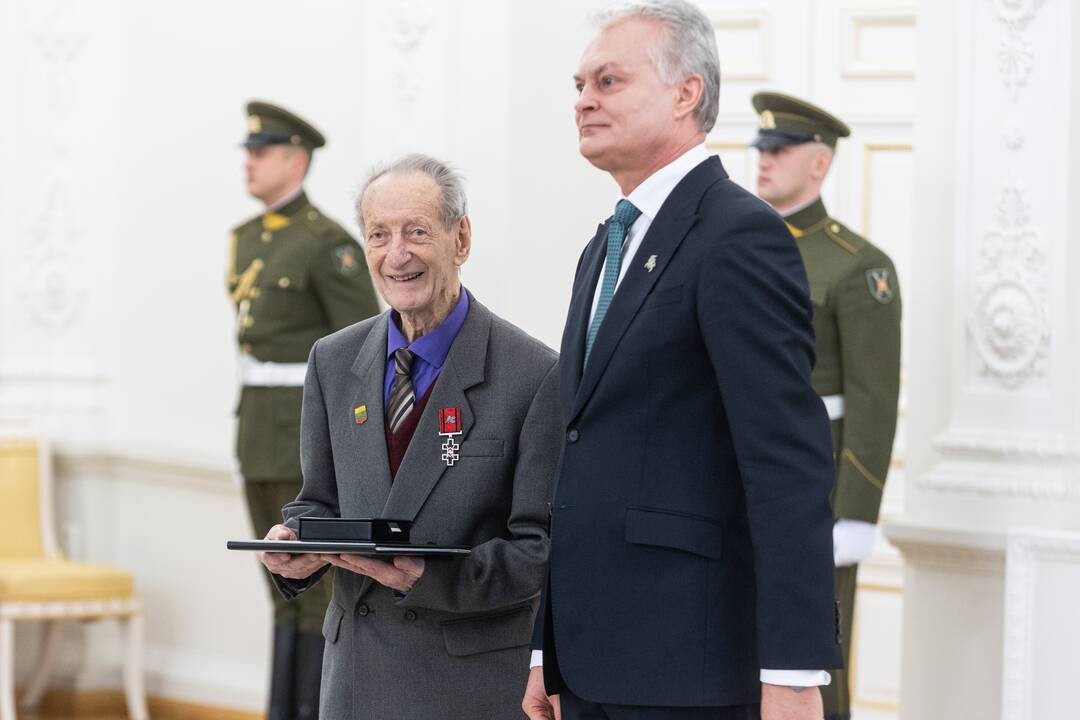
left=569, top=157, right=727, bottom=423
left=380, top=295, right=490, bottom=521
left=348, top=315, right=394, bottom=515
left=559, top=223, right=608, bottom=425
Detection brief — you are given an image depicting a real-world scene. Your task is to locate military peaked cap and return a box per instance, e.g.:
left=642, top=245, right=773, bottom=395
left=750, top=91, right=850, bottom=150
left=243, top=100, right=326, bottom=150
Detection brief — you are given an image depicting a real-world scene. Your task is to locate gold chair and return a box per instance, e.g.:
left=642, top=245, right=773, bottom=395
left=0, top=425, right=148, bottom=720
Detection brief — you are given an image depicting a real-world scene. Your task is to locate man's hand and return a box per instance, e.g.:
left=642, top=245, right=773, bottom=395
left=327, top=554, right=425, bottom=593
left=833, top=519, right=877, bottom=567
left=257, top=524, right=328, bottom=579
left=761, top=683, right=823, bottom=720
left=522, top=666, right=560, bottom=720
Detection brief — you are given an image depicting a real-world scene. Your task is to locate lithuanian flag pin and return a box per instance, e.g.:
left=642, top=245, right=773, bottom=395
left=354, top=404, right=368, bottom=425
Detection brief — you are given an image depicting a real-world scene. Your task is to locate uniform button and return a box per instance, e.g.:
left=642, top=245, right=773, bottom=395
left=567, top=429, right=579, bottom=443
left=830, top=223, right=840, bottom=233
left=358, top=603, right=370, bottom=616
left=278, top=277, right=291, bottom=288
left=307, top=210, right=319, bottom=221
left=242, top=316, right=255, bottom=328
left=260, top=230, right=272, bottom=242
left=240, top=343, right=252, bottom=353
left=405, top=609, right=418, bottom=622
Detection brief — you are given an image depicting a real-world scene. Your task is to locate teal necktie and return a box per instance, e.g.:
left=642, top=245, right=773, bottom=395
left=585, top=199, right=642, bottom=365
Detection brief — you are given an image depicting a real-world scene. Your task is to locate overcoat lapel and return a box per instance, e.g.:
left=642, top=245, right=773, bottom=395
left=381, top=294, right=490, bottom=521
left=568, top=157, right=727, bottom=423
left=347, top=314, right=394, bottom=516
left=559, top=223, right=608, bottom=425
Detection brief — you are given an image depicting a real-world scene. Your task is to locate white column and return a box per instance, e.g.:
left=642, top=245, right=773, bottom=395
left=887, top=0, right=1080, bottom=717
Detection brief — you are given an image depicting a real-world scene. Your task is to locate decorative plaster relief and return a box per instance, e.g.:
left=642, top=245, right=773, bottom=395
left=969, top=184, right=1049, bottom=387
left=386, top=0, right=432, bottom=109
left=991, top=0, right=1046, bottom=100
left=17, top=184, right=87, bottom=329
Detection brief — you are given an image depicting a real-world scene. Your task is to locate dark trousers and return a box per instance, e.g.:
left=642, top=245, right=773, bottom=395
left=245, top=477, right=333, bottom=632
left=561, top=689, right=760, bottom=720
left=820, top=563, right=858, bottom=720
left=245, top=477, right=329, bottom=719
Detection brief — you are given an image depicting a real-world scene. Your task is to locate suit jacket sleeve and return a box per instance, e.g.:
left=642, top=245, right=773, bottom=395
left=697, top=210, right=841, bottom=669
left=834, top=253, right=902, bottom=524
left=271, top=339, right=340, bottom=599
left=399, top=361, right=560, bottom=615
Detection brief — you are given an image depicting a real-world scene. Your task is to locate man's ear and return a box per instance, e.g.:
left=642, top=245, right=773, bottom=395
left=454, top=216, right=472, bottom=266
left=811, top=147, right=834, bottom=182
left=673, top=73, right=705, bottom=123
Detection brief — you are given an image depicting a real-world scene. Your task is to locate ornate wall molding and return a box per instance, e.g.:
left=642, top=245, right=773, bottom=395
left=15, top=0, right=92, bottom=333
left=711, top=11, right=771, bottom=81
left=840, top=7, right=917, bottom=79
left=386, top=0, right=433, bottom=111
left=1001, top=530, right=1080, bottom=719
left=968, top=183, right=1049, bottom=387
left=918, top=465, right=1080, bottom=501
left=17, top=183, right=88, bottom=329
left=991, top=0, right=1046, bottom=100
left=935, top=429, right=1080, bottom=461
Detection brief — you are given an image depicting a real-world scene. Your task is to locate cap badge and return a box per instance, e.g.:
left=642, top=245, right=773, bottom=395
left=759, top=110, right=776, bottom=130
left=248, top=114, right=262, bottom=133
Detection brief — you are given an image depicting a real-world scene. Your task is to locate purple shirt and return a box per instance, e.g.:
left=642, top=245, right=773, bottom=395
left=384, top=288, right=470, bottom=406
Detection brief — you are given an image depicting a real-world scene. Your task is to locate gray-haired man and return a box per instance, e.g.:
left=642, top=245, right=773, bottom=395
left=523, top=2, right=841, bottom=719
left=259, top=154, right=561, bottom=719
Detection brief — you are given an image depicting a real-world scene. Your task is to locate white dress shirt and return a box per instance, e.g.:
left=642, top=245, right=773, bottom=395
left=538, top=144, right=830, bottom=689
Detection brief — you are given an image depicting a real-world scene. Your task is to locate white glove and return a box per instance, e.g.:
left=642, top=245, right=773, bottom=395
left=833, top=519, right=876, bottom=567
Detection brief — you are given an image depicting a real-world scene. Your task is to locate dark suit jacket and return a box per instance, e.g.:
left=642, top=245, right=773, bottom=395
left=274, top=295, right=561, bottom=720
left=536, top=156, right=843, bottom=707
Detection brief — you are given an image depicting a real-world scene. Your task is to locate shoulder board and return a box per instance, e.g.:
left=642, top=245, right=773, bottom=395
left=231, top=214, right=262, bottom=237
left=302, top=206, right=353, bottom=242
left=823, top=219, right=867, bottom=256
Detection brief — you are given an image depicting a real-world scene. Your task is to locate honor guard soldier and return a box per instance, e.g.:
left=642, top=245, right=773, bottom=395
left=228, top=100, right=380, bottom=720
left=751, top=91, right=902, bottom=720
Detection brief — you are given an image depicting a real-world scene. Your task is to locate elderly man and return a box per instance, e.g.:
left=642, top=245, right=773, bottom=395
left=259, top=154, right=560, bottom=719
left=523, top=2, right=841, bottom=719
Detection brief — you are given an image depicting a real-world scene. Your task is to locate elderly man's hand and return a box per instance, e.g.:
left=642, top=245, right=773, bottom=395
left=257, top=524, right=329, bottom=579
left=328, top=554, right=425, bottom=593
left=761, top=683, right=823, bottom=720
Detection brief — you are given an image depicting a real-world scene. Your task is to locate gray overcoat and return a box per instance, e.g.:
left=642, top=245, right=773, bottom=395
left=274, top=293, right=559, bottom=719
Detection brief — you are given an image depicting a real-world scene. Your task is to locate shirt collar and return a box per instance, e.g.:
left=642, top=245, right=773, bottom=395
left=386, top=287, right=470, bottom=370
left=622, top=144, right=711, bottom=221
left=266, top=185, right=305, bottom=214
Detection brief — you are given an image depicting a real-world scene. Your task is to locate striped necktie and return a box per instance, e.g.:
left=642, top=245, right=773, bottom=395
left=585, top=199, right=642, bottom=365
left=387, top=348, right=416, bottom=433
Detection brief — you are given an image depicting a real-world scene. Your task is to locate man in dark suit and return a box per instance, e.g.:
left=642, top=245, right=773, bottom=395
left=259, top=154, right=561, bottom=719
left=522, top=2, right=842, bottom=719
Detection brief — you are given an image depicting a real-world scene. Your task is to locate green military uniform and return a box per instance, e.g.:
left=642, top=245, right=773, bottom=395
left=230, top=100, right=380, bottom=720
left=751, top=93, right=902, bottom=720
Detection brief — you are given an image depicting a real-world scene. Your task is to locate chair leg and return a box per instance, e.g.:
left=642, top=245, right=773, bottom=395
left=18, top=618, right=60, bottom=709
left=122, top=612, right=149, bottom=720
left=0, top=618, right=16, bottom=720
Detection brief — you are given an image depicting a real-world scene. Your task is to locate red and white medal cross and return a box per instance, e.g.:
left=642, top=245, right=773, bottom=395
left=439, top=407, right=463, bottom=467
